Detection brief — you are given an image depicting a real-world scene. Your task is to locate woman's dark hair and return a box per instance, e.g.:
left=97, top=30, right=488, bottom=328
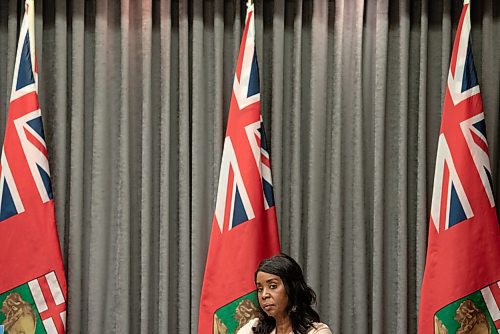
left=252, top=254, right=320, bottom=334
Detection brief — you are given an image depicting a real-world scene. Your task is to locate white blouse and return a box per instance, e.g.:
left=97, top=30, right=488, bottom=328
left=236, top=318, right=333, bottom=334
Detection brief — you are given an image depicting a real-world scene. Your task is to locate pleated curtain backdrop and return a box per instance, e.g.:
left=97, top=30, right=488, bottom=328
left=0, top=0, right=499, bottom=333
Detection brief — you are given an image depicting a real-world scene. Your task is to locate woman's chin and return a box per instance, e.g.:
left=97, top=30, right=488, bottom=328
left=263, top=309, right=276, bottom=317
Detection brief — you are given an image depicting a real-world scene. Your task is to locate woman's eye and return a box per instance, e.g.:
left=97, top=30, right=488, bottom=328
left=257, top=287, right=263, bottom=293
left=270, top=284, right=277, bottom=289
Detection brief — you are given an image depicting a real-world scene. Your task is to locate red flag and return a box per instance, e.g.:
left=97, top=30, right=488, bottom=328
left=418, top=1, right=500, bottom=333
left=0, top=1, right=67, bottom=333
left=198, top=3, right=280, bottom=333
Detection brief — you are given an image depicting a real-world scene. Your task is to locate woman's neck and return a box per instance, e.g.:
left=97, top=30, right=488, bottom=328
left=275, top=315, right=292, bottom=334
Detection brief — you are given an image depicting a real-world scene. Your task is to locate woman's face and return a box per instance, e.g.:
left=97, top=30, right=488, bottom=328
left=256, top=271, right=289, bottom=320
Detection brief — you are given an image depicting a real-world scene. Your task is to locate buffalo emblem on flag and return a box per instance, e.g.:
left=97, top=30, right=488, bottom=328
left=1, top=292, right=36, bottom=334
left=0, top=271, right=66, bottom=334
left=213, top=292, right=260, bottom=334
left=433, top=281, right=500, bottom=334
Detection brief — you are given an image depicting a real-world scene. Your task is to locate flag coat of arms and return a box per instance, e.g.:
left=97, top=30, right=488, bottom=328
left=0, top=1, right=67, bottom=333
left=198, top=2, right=280, bottom=333
left=418, top=1, right=500, bottom=333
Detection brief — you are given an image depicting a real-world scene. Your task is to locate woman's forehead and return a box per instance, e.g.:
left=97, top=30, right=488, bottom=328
left=255, top=271, right=282, bottom=284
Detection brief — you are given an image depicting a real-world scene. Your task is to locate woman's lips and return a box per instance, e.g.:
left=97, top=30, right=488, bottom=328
left=262, top=304, right=274, bottom=311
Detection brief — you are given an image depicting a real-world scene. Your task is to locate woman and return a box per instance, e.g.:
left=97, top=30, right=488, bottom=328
left=237, top=254, right=332, bottom=334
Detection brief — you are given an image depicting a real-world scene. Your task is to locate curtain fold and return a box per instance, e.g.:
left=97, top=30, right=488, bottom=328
left=1, top=0, right=499, bottom=333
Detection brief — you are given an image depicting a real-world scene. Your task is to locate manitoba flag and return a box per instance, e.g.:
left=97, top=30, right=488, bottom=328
left=198, top=2, right=280, bottom=334
left=418, top=1, right=500, bottom=333
left=0, top=1, right=67, bottom=333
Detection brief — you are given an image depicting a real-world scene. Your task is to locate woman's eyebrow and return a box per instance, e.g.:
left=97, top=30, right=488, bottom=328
left=256, top=278, right=278, bottom=285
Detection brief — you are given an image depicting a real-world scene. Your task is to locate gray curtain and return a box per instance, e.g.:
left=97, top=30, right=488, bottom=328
left=0, top=0, right=499, bottom=333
